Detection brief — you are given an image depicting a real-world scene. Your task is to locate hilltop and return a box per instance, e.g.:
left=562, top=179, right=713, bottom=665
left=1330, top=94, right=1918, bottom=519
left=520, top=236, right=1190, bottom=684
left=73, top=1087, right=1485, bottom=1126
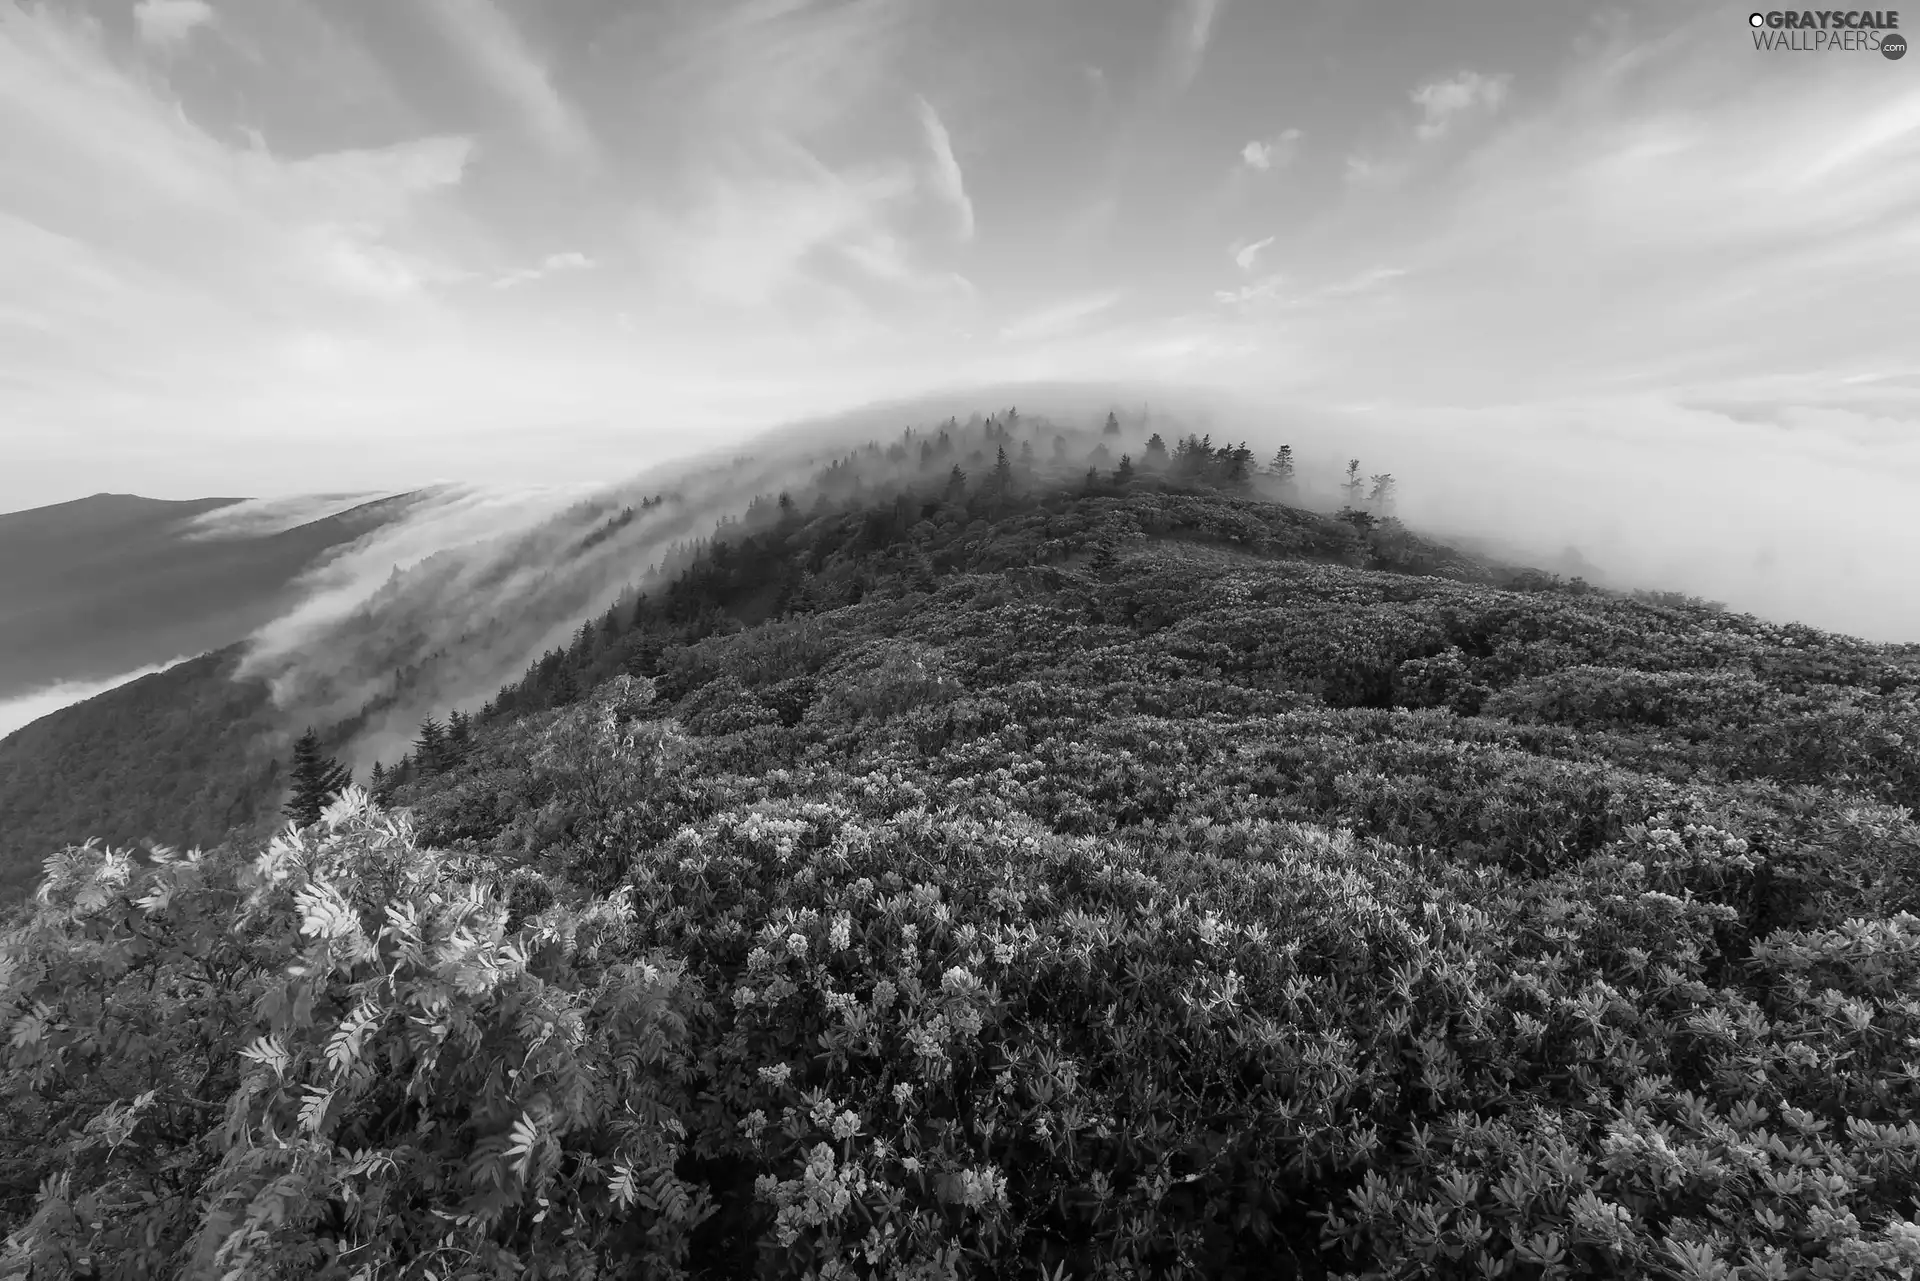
left=1, top=412, right=1918, bottom=1278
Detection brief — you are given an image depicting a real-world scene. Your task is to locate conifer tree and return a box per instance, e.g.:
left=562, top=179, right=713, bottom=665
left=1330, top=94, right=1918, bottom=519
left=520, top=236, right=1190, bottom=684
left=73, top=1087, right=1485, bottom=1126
left=945, top=463, right=968, bottom=502
left=1104, top=411, right=1121, bottom=437
left=991, top=445, right=1013, bottom=493
left=1115, top=454, right=1134, bottom=483
left=1144, top=433, right=1168, bottom=468
left=413, top=716, right=447, bottom=776
left=283, top=728, right=351, bottom=828
left=1269, top=445, right=1295, bottom=484
left=447, top=709, right=472, bottom=762
left=1345, top=459, right=1365, bottom=506
left=1368, top=473, right=1397, bottom=516
left=550, top=663, right=581, bottom=707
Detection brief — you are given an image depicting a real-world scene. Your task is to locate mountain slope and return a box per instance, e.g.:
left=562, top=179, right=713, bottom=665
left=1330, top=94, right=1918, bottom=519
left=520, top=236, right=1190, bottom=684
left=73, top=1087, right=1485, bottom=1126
left=0, top=646, right=285, bottom=902
left=0, top=490, right=412, bottom=700
left=3, top=440, right=1918, bottom=1276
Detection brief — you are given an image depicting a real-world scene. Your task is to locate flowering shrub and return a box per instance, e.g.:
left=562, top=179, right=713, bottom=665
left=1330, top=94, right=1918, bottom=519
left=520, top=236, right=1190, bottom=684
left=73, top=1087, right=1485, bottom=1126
left=6, top=484, right=1920, bottom=1278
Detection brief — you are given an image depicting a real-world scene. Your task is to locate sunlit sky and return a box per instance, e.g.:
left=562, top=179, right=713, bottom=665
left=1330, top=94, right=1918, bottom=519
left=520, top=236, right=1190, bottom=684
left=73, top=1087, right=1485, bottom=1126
left=4, top=0, right=1918, bottom=511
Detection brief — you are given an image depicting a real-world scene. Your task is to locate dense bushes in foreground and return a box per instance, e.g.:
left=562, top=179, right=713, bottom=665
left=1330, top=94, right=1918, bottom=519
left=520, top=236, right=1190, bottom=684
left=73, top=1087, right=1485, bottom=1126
left=6, top=477, right=1920, bottom=1278
left=4, top=671, right=1920, bottom=1278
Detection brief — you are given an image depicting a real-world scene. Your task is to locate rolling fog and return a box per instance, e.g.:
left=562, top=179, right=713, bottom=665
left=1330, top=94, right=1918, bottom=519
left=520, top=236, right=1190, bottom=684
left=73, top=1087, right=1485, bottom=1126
left=4, top=378, right=1916, bottom=758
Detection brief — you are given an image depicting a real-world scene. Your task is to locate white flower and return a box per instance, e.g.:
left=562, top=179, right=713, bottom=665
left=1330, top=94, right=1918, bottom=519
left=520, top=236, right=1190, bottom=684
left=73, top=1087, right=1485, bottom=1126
left=759, top=1063, right=793, bottom=1086
left=828, top=913, right=853, bottom=952
left=786, top=932, right=809, bottom=959
left=892, top=1082, right=914, bottom=1105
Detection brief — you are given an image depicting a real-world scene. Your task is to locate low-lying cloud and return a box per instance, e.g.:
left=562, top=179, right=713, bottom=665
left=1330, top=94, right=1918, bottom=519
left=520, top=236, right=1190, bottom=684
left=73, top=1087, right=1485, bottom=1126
left=0, top=654, right=202, bottom=740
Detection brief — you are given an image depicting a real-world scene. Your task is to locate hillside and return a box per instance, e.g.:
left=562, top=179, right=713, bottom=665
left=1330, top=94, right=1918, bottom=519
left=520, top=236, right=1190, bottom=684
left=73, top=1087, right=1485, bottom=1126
left=0, top=647, right=286, bottom=902
left=0, top=490, right=413, bottom=702
left=2, top=419, right=1919, bottom=1278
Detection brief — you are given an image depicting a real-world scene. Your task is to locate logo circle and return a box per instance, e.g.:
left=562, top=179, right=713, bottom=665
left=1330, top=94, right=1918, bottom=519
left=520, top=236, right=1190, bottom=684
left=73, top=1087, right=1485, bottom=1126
left=1884, top=32, right=1908, bottom=58
left=1749, top=11, right=1765, bottom=25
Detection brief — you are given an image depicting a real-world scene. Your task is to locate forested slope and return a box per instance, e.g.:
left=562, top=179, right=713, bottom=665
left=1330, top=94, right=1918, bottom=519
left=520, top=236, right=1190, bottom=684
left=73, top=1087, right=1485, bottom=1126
left=3, top=424, right=1920, bottom=1279
left=0, top=648, right=285, bottom=902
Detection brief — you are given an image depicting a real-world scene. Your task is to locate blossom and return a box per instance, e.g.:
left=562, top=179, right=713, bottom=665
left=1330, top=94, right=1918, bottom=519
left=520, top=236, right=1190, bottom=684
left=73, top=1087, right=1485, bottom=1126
left=759, top=1062, right=793, bottom=1086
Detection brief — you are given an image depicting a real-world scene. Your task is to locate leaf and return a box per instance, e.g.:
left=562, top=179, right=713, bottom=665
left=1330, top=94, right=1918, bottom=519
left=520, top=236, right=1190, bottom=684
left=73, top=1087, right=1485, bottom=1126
left=237, top=1034, right=292, bottom=1079
left=504, top=1112, right=541, bottom=1180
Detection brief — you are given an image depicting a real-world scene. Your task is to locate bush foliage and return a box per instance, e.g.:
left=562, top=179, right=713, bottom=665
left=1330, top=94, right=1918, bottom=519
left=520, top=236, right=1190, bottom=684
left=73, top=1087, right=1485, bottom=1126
left=5, top=454, right=1920, bottom=1279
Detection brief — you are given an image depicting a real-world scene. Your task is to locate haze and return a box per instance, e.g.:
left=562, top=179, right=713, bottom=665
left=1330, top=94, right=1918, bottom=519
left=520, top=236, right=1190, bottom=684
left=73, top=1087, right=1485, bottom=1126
left=4, top=0, right=1918, bottom=643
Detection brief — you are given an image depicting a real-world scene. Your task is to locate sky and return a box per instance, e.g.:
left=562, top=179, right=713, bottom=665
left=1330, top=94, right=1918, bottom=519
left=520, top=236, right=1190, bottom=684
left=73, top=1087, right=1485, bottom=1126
left=3, top=0, right=1918, bottom=517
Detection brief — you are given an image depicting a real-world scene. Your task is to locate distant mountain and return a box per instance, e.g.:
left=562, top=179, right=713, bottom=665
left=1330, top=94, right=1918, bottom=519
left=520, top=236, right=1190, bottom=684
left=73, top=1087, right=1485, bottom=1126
left=0, top=490, right=414, bottom=703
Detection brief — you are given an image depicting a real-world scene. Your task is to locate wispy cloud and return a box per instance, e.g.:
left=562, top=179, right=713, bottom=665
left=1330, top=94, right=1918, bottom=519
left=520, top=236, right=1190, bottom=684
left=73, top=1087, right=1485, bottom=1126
left=915, top=96, right=976, bottom=242
left=490, top=249, right=594, bottom=290
left=1213, top=272, right=1284, bottom=307
left=649, top=0, right=912, bottom=143
left=1412, top=70, right=1511, bottom=141
left=1343, top=154, right=1406, bottom=188
left=133, top=0, right=213, bottom=50
left=1240, top=127, right=1301, bottom=171
left=632, top=135, right=967, bottom=330
left=1162, top=0, right=1224, bottom=96
left=1231, top=235, right=1275, bottom=271
left=997, top=290, right=1124, bottom=343
left=422, top=0, right=595, bottom=163
left=0, top=654, right=202, bottom=741
left=182, top=493, right=395, bottom=539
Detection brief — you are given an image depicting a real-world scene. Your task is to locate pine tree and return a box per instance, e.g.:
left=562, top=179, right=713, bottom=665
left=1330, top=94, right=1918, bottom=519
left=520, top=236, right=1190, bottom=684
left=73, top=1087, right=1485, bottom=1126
left=1115, top=454, right=1134, bottom=483
left=1368, top=473, right=1397, bottom=517
left=447, top=709, right=472, bottom=764
left=1144, top=433, right=1168, bottom=468
left=1019, top=440, right=1034, bottom=467
left=945, top=464, right=968, bottom=501
left=1104, top=411, right=1121, bottom=437
left=1345, top=459, right=1365, bottom=506
left=414, top=716, right=447, bottom=776
left=283, top=728, right=352, bottom=828
left=1269, top=445, right=1295, bottom=484
left=991, top=446, right=1013, bottom=493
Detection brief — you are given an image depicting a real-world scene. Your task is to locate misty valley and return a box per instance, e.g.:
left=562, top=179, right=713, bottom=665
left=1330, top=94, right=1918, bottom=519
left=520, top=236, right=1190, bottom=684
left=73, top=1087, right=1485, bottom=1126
left=2, top=407, right=1918, bottom=1280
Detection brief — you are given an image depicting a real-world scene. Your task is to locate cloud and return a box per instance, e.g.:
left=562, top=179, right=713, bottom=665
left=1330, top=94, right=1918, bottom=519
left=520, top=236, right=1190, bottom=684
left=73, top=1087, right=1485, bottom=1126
left=0, top=654, right=201, bottom=741
left=182, top=493, right=395, bottom=539
left=1343, top=154, right=1406, bottom=188
left=1162, top=0, right=1223, bottom=96
left=1211, top=264, right=1403, bottom=314
left=997, top=290, right=1124, bottom=343
left=647, top=0, right=913, bottom=143
left=632, top=134, right=971, bottom=334
left=1231, top=235, right=1274, bottom=272
left=1240, top=128, right=1301, bottom=172
left=1412, top=70, right=1511, bottom=141
left=133, top=0, right=213, bottom=49
left=1213, top=272, right=1284, bottom=307
left=915, top=96, right=975, bottom=242
left=490, top=249, right=595, bottom=289
left=422, top=0, right=595, bottom=163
